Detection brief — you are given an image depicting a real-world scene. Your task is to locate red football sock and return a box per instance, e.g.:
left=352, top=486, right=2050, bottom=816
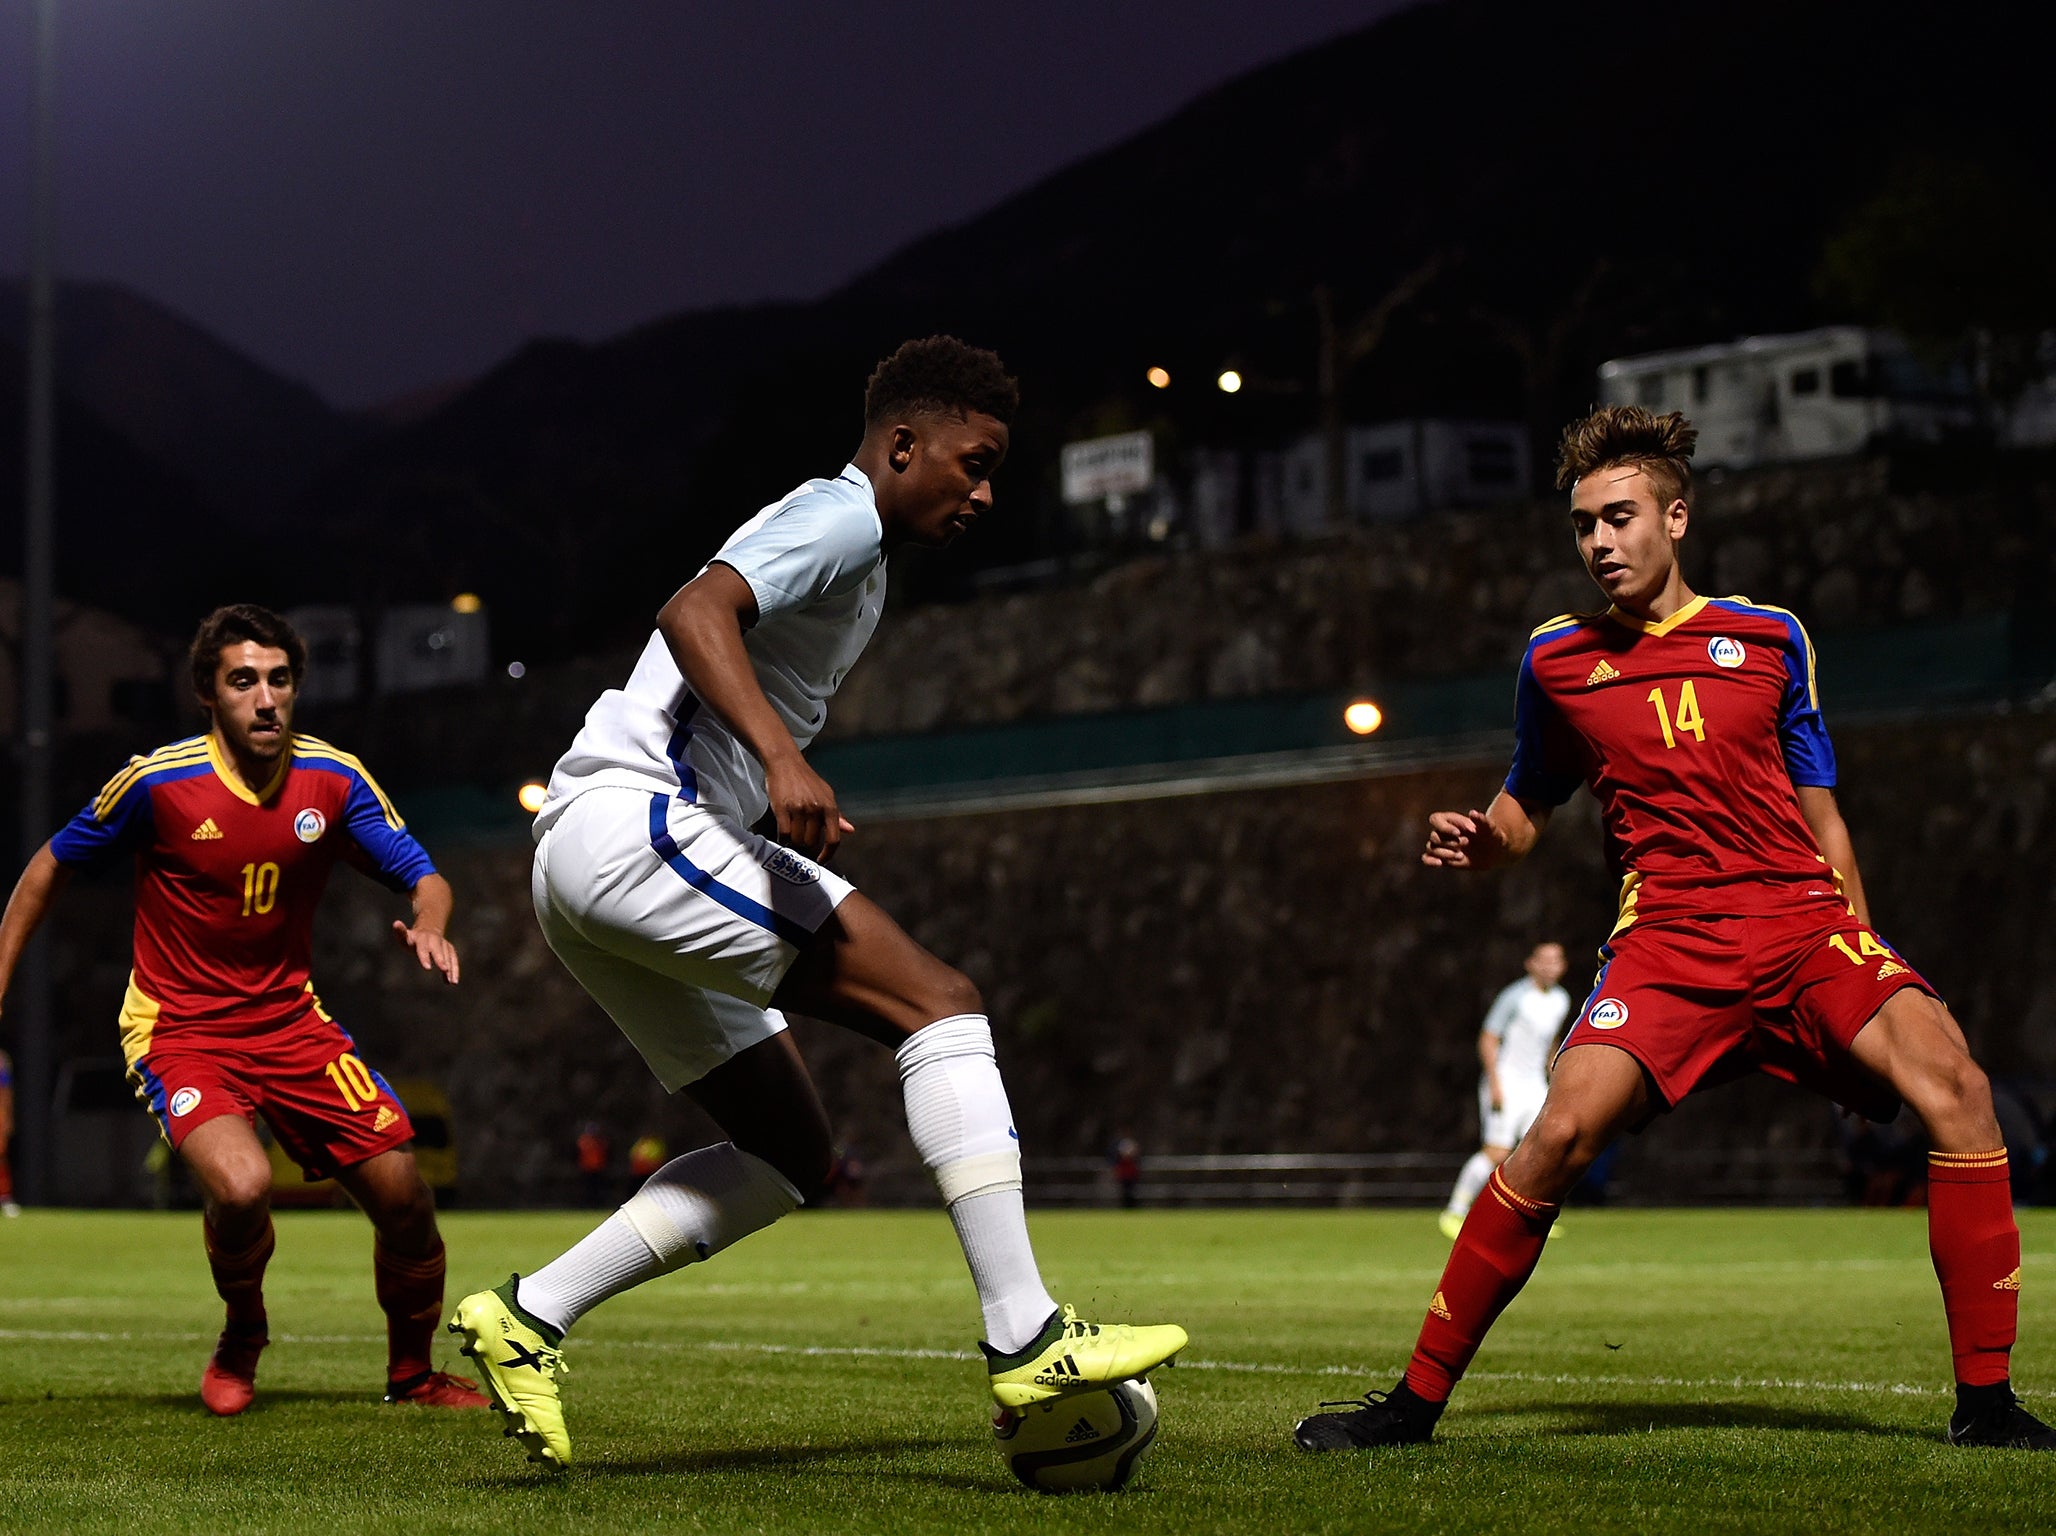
left=1405, top=1168, right=1559, bottom=1402
left=204, top=1216, right=275, bottom=1331
left=375, top=1237, right=447, bottom=1384
left=1927, top=1150, right=2018, bottom=1388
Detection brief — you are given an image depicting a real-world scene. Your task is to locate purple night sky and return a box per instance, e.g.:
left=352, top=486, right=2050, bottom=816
left=0, top=2, right=1407, bottom=408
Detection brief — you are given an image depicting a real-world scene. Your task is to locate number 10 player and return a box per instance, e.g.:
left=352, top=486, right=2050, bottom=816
left=0, top=605, right=487, bottom=1416
left=1294, top=406, right=2050, bottom=1453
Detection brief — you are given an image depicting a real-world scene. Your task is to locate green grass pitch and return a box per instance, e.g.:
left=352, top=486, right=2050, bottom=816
left=3, top=1207, right=2052, bottom=1533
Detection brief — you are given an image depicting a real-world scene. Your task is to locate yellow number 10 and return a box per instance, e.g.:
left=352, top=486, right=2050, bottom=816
left=1646, top=681, right=1707, bottom=749
left=240, top=861, right=280, bottom=916
left=325, top=1053, right=381, bottom=1111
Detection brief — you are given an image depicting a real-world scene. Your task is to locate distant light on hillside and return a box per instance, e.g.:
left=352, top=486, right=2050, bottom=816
left=1146, top=366, right=1171, bottom=390
left=1216, top=369, right=1243, bottom=394
left=451, top=592, right=483, bottom=614
left=517, top=781, right=548, bottom=814
left=1344, top=699, right=1384, bottom=736
left=506, top=660, right=527, bottom=679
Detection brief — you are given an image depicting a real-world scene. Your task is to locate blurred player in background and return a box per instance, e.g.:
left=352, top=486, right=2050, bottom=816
left=0, top=605, right=486, bottom=1416
left=0, top=1045, right=17, bottom=1216
left=1438, top=943, right=1569, bottom=1239
left=449, top=337, right=1186, bottom=1468
left=1295, top=406, right=2050, bottom=1454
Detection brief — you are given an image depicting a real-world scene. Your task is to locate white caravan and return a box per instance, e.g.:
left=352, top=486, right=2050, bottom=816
left=1598, top=327, right=1981, bottom=469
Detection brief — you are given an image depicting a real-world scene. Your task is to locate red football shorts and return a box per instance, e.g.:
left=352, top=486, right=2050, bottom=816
left=130, top=1008, right=414, bottom=1179
left=1560, top=895, right=1933, bottom=1121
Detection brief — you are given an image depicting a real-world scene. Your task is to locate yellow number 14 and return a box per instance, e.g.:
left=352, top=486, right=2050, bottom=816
left=1646, top=680, right=1707, bottom=749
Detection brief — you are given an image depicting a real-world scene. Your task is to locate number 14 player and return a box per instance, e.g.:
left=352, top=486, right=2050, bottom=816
left=1295, top=405, right=2049, bottom=1453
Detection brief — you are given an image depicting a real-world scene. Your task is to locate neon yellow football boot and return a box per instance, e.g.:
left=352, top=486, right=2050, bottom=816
left=983, top=1304, right=1188, bottom=1409
left=447, top=1276, right=571, bottom=1468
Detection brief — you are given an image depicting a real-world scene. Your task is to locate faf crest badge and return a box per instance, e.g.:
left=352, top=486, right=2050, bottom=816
left=1587, top=998, right=1630, bottom=1030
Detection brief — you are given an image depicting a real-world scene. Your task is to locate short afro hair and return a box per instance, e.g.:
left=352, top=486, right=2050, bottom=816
left=1554, top=404, right=1698, bottom=506
left=189, top=603, right=306, bottom=698
left=863, top=335, right=1019, bottom=429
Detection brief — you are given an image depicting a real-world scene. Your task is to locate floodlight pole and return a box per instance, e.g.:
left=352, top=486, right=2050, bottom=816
left=16, top=0, right=59, bottom=1205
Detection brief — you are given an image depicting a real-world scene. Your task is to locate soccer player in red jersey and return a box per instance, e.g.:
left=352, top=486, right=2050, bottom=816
left=1293, top=406, right=2049, bottom=1453
left=0, top=605, right=488, bottom=1416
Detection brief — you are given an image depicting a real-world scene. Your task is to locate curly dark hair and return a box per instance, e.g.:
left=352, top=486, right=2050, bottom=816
left=1554, top=404, right=1699, bottom=506
left=189, top=603, right=306, bottom=697
left=862, top=335, right=1019, bottom=429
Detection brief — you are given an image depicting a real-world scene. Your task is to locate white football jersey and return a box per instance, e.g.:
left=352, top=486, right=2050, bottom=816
left=1480, top=977, right=1571, bottom=1088
left=536, top=465, right=887, bottom=833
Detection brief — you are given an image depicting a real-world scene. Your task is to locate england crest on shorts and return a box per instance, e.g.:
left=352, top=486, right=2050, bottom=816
left=763, top=847, right=820, bottom=885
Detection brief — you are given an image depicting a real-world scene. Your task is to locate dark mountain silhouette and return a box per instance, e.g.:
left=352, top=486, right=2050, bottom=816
left=12, top=0, right=2050, bottom=662
left=0, top=280, right=368, bottom=527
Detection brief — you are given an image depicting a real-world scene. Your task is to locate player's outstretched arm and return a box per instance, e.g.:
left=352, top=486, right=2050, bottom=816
left=392, top=871, right=460, bottom=984
left=0, top=844, right=70, bottom=1013
left=1422, top=791, right=1547, bottom=871
left=1796, top=785, right=1870, bottom=928
left=657, top=565, right=854, bottom=861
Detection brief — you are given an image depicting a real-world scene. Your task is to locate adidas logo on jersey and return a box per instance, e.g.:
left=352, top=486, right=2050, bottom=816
left=1876, top=960, right=1909, bottom=981
left=190, top=818, right=223, bottom=841
left=373, top=1106, right=398, bottom=1132
left=1995, top=1267, right=2021, bottom=1292
left=1063, top=1416, right=1099, bottom=1444
left=1429, top=1290, right=1452, bottom=1320
left=1585, top=660, right=1621, bottom=687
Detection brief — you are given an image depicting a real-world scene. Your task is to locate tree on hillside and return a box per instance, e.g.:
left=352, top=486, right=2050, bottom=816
left=1817, top=153, right=2056, bottom=397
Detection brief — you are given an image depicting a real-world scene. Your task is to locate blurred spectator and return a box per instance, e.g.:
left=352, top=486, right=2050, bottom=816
left=1109, top=1133, right=1142, bottom=1208
left=1838, top=1106, right=1928, bottom=1206
left=576, top=1121, right=612, bottom=1207
left=821, top=1144, right=868, bottom=1207
left=628, top=1134, right=667, bottom=1182
left=0, top=1046, right=16, bottom=1217
left=1992, top=1081, right=2048, bottom=1205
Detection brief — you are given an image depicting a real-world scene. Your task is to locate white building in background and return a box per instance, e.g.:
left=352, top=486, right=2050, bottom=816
left=1598, top=327, right=1983, bottom=470
left=1188, top=418, right=1529, bottom=547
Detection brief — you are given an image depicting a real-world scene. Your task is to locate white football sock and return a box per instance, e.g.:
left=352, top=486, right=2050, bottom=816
left=1447, top=1151, right=1496, bottom=1218
left=516, top=1141, right=801, bottom=1336
left=897, top=1014, right=1057, bottom=1355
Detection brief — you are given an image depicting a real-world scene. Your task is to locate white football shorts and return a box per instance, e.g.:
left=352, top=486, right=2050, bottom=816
left=1479, top=1075, right=1549, bottom=1150
left=531, top=787, right=855, bottom=1090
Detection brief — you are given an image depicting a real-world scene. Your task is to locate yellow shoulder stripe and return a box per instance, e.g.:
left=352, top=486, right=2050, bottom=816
left=1528, top=613, right=1584, bottom=641
left=292, top=736, right=404, bottom=830
left=93, top=738, right=210, bottom=820
left=1723, top=595, right=1819, bottom=708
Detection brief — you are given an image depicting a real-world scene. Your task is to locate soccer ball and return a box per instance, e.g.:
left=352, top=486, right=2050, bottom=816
left=992, top=1377, right=1158, bottom=1492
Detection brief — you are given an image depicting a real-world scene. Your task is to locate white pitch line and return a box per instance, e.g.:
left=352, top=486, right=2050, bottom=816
left=0, top=1327, right=1944, bottom=1398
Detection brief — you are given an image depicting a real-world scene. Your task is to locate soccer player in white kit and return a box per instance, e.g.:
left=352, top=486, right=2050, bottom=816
left=1438, top=943, right=1571, bottom=1239
left=448, top=337, right=1186, bottom=1467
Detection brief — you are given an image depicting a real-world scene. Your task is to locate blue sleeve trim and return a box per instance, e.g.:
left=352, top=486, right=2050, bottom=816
left=311, top=758, right=436, bottom=892
left=1503, top=645, right=1583, bottom=808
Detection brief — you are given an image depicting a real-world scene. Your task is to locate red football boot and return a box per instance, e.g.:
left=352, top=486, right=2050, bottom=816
left=383, top=1369, right=492, bottom=1409
left=200, top=1323, right=269, bottom=1416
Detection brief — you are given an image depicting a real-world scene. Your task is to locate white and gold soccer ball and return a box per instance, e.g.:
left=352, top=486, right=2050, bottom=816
left=992, top=1376, right=1159, bottom=1492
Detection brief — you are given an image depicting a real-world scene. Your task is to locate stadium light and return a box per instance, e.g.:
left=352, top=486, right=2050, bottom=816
left=1145, top=366, right=1171, bottom=390
left=1216, top=369, right=1243, bottom=394
left=517, top=781, right=548, bottom=813
left=1343, top=699, right=1384, bottom=736
left=451, top=592, right=483, bottom=614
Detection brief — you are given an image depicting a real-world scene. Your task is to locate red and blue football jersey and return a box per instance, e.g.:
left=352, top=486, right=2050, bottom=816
left=49, top=732, right=435, bottom=1065
left=1504, top=595, right=1839, bottom=926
